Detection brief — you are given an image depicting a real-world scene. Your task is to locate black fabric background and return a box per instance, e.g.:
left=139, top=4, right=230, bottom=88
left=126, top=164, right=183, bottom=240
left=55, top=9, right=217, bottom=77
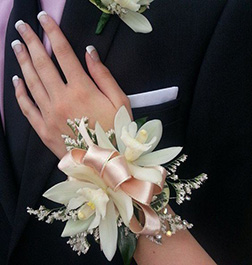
left=0, top=0, right=251, bottom=264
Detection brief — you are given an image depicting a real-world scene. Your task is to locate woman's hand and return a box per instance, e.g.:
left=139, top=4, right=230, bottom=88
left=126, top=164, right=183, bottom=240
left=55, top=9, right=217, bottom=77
left=11, top=12, right=216, bottom=265
left=11, top=12, right=131, bottom=159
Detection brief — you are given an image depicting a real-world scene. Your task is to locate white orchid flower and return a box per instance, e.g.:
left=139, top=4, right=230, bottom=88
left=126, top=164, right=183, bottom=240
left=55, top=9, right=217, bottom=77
left=100, top=0, right=153, bottom=33
left=43, top=159, right=133, bottom=261
left=114, top=0, right=141, bottom=12
left=95, top=106, right=182, bottom=186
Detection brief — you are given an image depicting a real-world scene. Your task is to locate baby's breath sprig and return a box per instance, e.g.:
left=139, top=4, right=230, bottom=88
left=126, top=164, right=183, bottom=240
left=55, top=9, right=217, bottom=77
left=27, top=206, right=78, bottom=224
left=167, top=173, right=208, bottom=205
left=67, top=232, right=91, bottom=256
left=62, top=117, right=90, bottom=150
left=163, top=154, right=208, bottom=204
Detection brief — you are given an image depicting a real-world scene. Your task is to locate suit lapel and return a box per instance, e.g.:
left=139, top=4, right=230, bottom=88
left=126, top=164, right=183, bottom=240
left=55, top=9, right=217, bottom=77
left=8, top=0, right=121, bottom=258
left=2, top=0, right=41, bottom=233
left=0, top=121, right=17, bottom=226
left=4, top=0, right=42, bottom=184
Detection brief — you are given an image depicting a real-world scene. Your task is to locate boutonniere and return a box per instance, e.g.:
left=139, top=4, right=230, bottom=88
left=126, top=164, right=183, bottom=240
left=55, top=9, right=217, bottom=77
left=89, top=0, right=154, bottom=34
left=27, top=106, right=207, bottom=265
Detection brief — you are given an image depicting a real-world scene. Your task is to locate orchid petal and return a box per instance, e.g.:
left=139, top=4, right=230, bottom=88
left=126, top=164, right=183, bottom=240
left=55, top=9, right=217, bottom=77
left=127, top=162, right=162, bottom=184
left=138, top=0, right=153, bottom=5
left=99, top=200, right=118, bottom=261
left=138, top=120, right=162, bottom=154
left=61, top=216, right=94, bottom=237
left=115, top=0, right=140, bottom=12
left=71, top=167, right=106, bottom=189
left=128, top=122, right=138, bottom=138
left=114, top=106, right=132, bottom=153
left=88, top=210, right=101, bottom=230
left=121, top=127, right=150, bottom=152
left=107, top=188, right=133, bottom=226
left=67, top=196, right=87, bottom=211
left=135, top=147, right=183, bottom=166
left=120, top=11, right=152, bottom=33
left=79, top=188, right=109, bottom=219
left=101, top=0, right=113, bottom=6
left=43, top=181, right=88, bottom=205
left=95, top=122, right=116, bottom=151
left=59, top=155, right=106, bottom=189
left=76, top=182, right=100, bottom=191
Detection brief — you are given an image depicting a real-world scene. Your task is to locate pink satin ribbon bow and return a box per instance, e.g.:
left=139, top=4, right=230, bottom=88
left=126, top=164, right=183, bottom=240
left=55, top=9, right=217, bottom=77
left=60, top=123, right=167, bottom=235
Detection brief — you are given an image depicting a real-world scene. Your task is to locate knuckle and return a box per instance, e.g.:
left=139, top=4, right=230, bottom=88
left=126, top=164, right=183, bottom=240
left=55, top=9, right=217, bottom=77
left=75, top=87, right=89, bottom=100
left=17, top=52, right=29, bottom=65
left=97, top=67, right=111, bottom=79
left=21, top=105, right=29, bottom=117
left=33, top=56, right=49, bottom=71
left=54, top=41, right=70, bottom=57
left=22, top=30, right=35, bottom=45
left=40, top=129, right=51, bottom=145
left=15, top=92, right=21, bottom=101
left=122, top=96, right=130, bottom=106
left=53, top=102, right=67, bottom=118
left=121, top=96, right=130, bottom=107
left=15, top=87, right=23, bottom=100
left=26, top=79, right=38, bottom=92
left=43, top=22, right=56, bottom=34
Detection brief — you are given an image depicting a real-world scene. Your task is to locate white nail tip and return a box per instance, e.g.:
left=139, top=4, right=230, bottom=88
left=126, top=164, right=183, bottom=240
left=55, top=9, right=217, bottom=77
left=37, top=11, right=47, bottom=20
left=12, top=75, right=19, bottom=81
left=12, top=75, right=19, bottom=87
left=11, top=40, right=21, bottom=49
left=86, top=45, right=96, bottom=55
left=15, top=20, right=25, bottom=30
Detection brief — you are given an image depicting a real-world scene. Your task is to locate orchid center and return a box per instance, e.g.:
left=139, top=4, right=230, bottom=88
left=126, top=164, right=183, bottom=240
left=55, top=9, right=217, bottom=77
left=135, top=129, right=148, bottom=144
left=121, top=126, right=155, bottom=161
left=77, top=202, right=96, bottom=220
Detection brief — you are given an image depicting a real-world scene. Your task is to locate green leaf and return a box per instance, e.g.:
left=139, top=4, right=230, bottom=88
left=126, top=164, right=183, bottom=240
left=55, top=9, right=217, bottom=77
left=118, top=225, right=137, bottom=265
left=95, top=13, right=111, bottom=35
left=135, top=116, right=148, bottom=130
left=151, top=183, right=170, bottom=212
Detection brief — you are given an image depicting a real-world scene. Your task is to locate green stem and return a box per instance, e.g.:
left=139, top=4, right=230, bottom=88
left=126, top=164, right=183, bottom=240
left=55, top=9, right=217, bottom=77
left=95, top=13, right=111, bottom=34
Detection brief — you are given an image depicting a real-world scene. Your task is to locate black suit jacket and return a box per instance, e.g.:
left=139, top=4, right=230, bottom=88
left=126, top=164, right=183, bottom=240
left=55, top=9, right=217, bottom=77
left=1, top=0, right=251, bottom=264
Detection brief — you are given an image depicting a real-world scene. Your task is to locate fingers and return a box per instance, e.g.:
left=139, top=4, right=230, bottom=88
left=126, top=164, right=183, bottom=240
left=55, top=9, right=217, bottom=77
left=11, top=39, right=49, bottom=112
left=85, top=45, right=132, bottom=114
left=13, top=75, right=46, bottom=137
left=15, top=20, right=65, bottom=98
left=37, top=11, right=91, bottom=85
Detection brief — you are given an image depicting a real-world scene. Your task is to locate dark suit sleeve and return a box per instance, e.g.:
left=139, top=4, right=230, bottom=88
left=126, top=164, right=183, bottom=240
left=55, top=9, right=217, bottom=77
left=176, top=1, right=252, bottom=264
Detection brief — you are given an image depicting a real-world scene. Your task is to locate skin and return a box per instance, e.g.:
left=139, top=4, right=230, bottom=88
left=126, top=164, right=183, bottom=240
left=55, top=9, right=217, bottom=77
left=12, top=13, right=216, bottom=265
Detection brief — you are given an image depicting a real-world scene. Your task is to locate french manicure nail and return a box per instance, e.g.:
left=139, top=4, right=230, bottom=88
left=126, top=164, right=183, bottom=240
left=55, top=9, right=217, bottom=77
left=86, top=45, right=100, bottom=62
left=15, top=20, right=27, bottom=34
left=37, top=11, right=48, bottom=24
left=12, top=75, right=19, bottom=87
left=11, top=40, right=23, bottom=54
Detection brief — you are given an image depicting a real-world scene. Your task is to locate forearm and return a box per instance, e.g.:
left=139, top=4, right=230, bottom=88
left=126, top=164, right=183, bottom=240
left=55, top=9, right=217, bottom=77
left=134, top=206, right=216, bottom=265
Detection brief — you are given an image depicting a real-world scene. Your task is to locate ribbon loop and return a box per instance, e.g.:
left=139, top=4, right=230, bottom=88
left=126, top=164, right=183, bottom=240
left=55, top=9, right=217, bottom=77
left=66, top=121, right=168, bottom=235
left=102, top=156, right=132, bottom=191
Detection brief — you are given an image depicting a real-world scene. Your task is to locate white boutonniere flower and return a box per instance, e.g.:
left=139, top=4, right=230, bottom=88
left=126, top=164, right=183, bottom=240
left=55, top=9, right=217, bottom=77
left=90, top=0, right=154, bottom=34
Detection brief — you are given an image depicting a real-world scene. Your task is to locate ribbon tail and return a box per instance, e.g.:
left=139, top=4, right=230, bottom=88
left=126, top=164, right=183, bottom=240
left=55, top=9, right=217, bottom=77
left=130, top=204, right=160, bottom=235
left=78, top=118, right=94, bottom=147
left=153, top=166, right=167, bottom=194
